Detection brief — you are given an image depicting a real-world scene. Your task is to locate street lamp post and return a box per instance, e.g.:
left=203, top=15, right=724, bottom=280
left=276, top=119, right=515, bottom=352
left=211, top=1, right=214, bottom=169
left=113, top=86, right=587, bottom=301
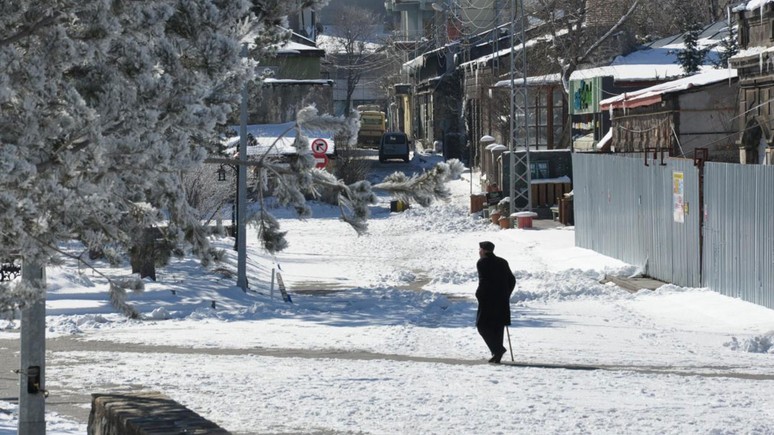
left=217, top=165, right=238, bottom=251
left=236, top=43, right=248, bottom=291
left=19, top=261, right=46, bottom=435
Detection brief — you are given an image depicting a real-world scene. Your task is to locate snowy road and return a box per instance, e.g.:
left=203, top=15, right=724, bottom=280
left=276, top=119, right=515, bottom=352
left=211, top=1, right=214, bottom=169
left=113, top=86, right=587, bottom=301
left=4, top=333, right=774, bottom=435
left=3, top=152, right=774, bottom=434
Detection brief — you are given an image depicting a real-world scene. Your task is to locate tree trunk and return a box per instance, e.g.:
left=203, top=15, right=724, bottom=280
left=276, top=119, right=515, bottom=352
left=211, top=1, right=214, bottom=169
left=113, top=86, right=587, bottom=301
left=130, top=227, right=163, bottom=281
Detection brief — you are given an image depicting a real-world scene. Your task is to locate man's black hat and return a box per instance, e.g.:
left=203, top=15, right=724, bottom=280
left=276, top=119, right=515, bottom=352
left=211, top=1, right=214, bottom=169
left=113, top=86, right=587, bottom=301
left=479, top=241, right=495, bottom=252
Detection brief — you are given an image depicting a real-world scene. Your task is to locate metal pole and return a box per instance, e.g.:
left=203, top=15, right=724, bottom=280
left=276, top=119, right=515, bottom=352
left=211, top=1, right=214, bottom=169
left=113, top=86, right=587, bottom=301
left=508, top=0, right=532, bottom=215
left=19, top=260, right=46, bottom=435
left=237, top=43, right=248, bottom=291
left=520, top=0, right=532, bottom=211
left=505, top=325, right=514, bottom=362
left=232, top=167, right=238, bottom=251
left=508, top=0, right=516, bottom=215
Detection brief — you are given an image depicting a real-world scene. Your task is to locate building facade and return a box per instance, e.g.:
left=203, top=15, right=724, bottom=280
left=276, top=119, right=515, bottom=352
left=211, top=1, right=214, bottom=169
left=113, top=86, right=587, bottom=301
left=600, top=70, right=739, bottom=161
left=730, top=1, right=774, bottom=164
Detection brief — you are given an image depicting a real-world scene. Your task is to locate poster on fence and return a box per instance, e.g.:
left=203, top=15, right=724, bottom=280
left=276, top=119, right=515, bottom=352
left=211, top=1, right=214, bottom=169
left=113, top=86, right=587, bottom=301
left=673, top=171, right=684, bottom=223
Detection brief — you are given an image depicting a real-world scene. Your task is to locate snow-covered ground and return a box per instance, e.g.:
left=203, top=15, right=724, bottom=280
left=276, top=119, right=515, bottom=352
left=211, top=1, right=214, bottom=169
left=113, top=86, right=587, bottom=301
left=2, top=152, right=774, bottom=434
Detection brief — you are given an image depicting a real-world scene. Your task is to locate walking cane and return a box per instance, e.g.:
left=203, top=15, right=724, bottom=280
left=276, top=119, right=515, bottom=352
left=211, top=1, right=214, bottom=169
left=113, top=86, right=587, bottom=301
left=505, top=326, right=514, bottom=362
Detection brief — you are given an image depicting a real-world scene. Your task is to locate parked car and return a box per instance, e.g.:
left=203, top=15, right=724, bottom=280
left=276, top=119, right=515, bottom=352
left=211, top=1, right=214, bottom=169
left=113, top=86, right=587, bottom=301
left=379, top=132, right=410, bottom=163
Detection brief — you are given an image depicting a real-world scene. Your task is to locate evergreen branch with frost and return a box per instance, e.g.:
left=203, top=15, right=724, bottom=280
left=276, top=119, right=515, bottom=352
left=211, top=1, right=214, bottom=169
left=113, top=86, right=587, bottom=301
left=256, top=210, right=289, bottom=254
left=0, top=0, right=314, bottom=312
left=372, top=159, right=465, bottom=207
left=246, top=106, right=371, bottom=253
left=0, top=281, right=43, bottom=315
left=109, top=280, right=142, bottom=320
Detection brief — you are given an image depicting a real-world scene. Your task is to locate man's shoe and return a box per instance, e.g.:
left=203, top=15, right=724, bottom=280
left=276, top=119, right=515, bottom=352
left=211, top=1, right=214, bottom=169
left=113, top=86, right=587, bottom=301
left=492, top=348, right=507, bottom=364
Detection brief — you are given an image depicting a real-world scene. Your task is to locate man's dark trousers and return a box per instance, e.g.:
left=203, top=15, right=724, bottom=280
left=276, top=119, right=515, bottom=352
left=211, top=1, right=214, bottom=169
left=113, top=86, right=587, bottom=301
left=477, top=321, right=505, bottom=356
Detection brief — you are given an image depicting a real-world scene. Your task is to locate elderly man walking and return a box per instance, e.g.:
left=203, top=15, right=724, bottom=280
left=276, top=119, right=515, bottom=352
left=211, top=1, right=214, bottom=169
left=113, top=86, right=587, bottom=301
left=475, top=241, right=516, bottom=363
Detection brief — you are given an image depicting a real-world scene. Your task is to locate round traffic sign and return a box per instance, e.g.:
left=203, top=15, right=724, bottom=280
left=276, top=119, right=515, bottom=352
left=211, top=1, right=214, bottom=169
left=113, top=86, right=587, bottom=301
left=311, top=138, right=328, bottom=155
left=314, top=154, right=329, bottom=169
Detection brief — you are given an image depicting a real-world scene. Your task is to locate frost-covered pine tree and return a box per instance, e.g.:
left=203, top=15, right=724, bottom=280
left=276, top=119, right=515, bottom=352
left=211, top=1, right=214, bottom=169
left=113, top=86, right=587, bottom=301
left=677, top=23, right=709, bottom=74
left=714, top=24, right=738, bottom=69
left=0, top=0, right=462, bottom=313
left=0, top=0, right=333, bottom=311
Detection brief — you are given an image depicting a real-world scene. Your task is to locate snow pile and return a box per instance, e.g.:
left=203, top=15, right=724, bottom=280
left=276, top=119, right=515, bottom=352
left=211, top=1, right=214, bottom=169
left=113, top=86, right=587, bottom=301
left=510, top=268, right=629, bottom=303
left=725, top=333, right=774, bottom=354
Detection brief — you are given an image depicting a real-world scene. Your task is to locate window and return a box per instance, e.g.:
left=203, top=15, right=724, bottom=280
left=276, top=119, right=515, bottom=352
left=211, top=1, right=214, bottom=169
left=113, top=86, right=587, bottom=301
left=530, top=86, right=566, bottom=148
left=530, top=161, right=550, bottom=180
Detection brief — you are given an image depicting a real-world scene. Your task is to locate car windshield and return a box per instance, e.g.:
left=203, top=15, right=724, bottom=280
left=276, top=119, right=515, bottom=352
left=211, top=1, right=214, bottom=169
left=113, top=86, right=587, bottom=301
left=383, top=134, right=406, bottom=143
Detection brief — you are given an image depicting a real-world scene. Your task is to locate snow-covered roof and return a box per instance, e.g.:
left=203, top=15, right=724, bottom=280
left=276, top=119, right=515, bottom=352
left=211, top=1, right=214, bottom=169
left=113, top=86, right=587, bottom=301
left=316, top=34, right=382, bottom=55
left=571, top=21, right=731, bottom=82
left=734, top=0, right=774, bottom=12
left=732, top=45, right=774, bottom=59
left=460, top=28, right=570, bottom=70
left=599, top=69, right=738, bottom=109
left=224, top=122, right=336, bottom=156
left=262, top=78, right=334, bottom=86
left=403, top=54, right=425, bottom=72
left=402, top=41, right=460, bottom=72
left=241, top=28, right=322, bottom=54
left=494, top=73, right=562, bottom=88
left=276, top=40, right=324, bottom=54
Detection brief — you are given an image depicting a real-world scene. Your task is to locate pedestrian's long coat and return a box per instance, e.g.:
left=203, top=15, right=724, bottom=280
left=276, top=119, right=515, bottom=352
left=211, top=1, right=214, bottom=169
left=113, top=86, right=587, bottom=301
left=475, top=253, right=516, bottom=326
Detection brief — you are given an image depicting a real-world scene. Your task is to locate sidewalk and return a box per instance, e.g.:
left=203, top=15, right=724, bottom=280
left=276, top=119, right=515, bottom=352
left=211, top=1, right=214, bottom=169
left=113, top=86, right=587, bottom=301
left=4, top=330, right=773, bottom=431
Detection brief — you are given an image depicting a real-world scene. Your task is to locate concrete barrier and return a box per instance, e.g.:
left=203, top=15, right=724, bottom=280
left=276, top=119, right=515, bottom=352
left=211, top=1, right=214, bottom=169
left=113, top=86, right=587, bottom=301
left=88, top=392, right=230, bottom=434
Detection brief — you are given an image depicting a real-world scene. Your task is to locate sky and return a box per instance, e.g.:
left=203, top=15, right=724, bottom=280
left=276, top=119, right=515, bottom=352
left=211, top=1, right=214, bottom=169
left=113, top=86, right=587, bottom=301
left=2, top=152, right=774, bottom=434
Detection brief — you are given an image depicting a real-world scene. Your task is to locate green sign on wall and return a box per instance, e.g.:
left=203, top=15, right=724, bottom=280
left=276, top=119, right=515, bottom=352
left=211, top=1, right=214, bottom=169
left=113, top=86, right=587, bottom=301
left=569, top=77, right=603, bottom=115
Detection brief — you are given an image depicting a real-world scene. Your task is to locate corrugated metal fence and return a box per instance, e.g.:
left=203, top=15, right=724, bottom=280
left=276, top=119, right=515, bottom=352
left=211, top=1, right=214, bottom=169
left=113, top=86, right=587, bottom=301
left=573, top=154, right=701, bottom=288
left=703, top=163, right=774, bottom=308
left=574, top=154, right=774, bottom=308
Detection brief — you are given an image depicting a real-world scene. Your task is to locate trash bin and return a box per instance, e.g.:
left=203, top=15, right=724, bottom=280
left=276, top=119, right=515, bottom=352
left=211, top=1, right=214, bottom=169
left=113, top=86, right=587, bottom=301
left=559, top=196, right=574, bottom=225
left=470, top=193, right=487, bottom=213
left=512, top=211, right=538, bottom=229
left=390, top=200, right=409, bottom=212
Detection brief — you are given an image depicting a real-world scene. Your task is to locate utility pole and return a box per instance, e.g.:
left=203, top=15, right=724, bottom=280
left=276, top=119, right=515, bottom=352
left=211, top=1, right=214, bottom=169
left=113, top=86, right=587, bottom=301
left=508, top=0, right=532, bottom=215
left=19, top=260, right=46, bottom=435
left=237, top=43, right=248, bottom=291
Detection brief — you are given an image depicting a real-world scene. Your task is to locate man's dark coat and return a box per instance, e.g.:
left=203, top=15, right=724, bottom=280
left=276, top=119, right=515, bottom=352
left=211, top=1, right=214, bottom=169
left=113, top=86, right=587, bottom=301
left=475, top=252, right=516, bottom=326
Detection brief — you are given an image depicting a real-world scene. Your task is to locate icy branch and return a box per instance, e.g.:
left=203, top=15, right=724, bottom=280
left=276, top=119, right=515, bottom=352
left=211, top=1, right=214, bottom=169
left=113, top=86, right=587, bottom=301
left=373, top=159, right=465, bottom=207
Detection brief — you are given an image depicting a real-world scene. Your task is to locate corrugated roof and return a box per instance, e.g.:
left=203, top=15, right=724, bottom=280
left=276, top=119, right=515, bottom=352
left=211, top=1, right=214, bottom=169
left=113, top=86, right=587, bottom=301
left=599, top=69, right=737, bottom=109
left=571, top=21, right=731, bottom=82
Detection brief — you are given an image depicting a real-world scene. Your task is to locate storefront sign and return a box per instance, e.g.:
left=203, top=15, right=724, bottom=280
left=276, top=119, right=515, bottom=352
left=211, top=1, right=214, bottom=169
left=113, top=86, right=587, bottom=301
left=569, top=77, right=603, bottom=115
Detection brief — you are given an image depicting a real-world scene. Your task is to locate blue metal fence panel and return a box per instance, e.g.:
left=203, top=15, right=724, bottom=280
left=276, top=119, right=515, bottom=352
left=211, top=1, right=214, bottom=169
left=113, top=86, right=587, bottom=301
left=573, top=154, right=647, bottom=268
left=703, top=163, right=774, bottom=309
left=572, top=154, right=701, bottom=287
